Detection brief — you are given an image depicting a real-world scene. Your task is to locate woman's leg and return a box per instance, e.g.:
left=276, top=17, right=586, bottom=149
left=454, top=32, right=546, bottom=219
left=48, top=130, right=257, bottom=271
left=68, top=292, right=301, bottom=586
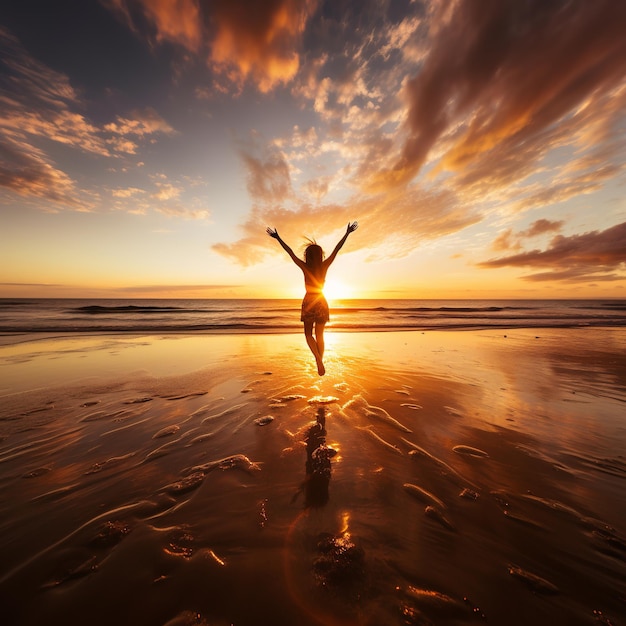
left=304, top=320, right=325, bottom=376
left=315, top=322, right=325, bottom=360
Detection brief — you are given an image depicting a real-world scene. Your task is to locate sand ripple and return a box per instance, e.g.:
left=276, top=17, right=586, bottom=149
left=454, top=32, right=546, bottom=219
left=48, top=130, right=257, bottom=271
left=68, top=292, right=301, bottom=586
left=453, top=445, right=489, bottom=458
left=400, top=586, right=482, bottom=621
left=344, top=394, right=412, bottom=432
left=508, top=565, right=559, bottom=594
left=403, top=483, right=446, bottom=509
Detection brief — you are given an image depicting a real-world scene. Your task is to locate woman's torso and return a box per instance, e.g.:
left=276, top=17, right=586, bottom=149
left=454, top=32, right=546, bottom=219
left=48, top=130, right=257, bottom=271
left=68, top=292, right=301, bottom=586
left=303, top=264, right=327, bottom=293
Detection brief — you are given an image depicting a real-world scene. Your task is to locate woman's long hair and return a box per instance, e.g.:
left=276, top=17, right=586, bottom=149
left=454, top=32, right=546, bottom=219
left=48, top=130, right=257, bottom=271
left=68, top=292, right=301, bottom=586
left=304, top=239, right=324, bottom=273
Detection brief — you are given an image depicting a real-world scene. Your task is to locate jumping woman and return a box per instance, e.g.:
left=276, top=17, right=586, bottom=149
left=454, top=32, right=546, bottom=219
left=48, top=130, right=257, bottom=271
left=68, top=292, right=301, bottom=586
left=266, top=221, right=358, bottom=376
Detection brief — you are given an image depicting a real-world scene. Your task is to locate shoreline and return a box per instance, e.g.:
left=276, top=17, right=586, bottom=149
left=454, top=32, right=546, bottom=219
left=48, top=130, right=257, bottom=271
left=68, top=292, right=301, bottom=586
left=2, top=321, right=625, bottom=342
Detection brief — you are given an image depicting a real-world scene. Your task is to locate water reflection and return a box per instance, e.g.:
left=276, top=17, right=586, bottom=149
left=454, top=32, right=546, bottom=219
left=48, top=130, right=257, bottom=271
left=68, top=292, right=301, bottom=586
left=294, top=407, right=336, bottom=508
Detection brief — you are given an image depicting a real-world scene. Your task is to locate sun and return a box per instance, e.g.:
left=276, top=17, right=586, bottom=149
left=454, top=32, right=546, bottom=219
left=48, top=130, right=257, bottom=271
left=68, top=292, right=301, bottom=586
left=324, top=279, right=353, bottom=302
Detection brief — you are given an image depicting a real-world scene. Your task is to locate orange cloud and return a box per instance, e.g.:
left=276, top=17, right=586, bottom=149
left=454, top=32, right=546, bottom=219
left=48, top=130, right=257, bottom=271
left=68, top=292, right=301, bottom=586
left=491, top=229, right=520, bottom=253
left=144, top=0, right=202, bottom=50
left=491, top=219, right=563, bottom=252
left=374, top=1, right=626, bottom=192
left=152, top=183, right=182, bottom=201
left=212, top=184, right=479, bottom=267
left=209, top=0, right=318, bottom=92
left=104, top=109, right=175, bottom=154
left=103, top=0, right=202, bottom=51
left=0, top=138, right=82, bottom=209
left=105, top=0, right=318, bottom=92
left=112, top=187, right=145, bottom=198
left=519, top=219, right=564, bottom=239
left=104, top=108, right=175, bottom=138
left=479, top=221, right=626, bottom=282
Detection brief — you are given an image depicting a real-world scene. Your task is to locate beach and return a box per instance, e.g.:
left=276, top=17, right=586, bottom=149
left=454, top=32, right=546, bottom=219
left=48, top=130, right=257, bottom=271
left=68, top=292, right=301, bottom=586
left=1, top=328, right=625, bottom=625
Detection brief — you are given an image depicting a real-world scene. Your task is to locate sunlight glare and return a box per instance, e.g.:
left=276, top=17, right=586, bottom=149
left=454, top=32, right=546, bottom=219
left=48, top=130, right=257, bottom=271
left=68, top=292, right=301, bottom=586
left=324, top=279, right=352, bottom=302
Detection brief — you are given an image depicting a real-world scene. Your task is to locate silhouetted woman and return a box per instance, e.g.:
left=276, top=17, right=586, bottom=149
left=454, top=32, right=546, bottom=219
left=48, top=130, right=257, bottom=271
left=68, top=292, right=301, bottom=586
left=266, top=222, right=358, bottom=375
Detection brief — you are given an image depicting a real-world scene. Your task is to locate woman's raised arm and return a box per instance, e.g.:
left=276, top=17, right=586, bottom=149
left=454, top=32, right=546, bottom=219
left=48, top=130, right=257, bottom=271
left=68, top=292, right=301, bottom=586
left=266, top=227, right=305, bottom=269
left=324, top=221, right=358, bottom=268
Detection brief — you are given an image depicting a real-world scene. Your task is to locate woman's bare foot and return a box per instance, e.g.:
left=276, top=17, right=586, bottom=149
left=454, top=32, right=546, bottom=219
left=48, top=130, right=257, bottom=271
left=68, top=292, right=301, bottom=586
left=316, top=359, right=326, bottom=376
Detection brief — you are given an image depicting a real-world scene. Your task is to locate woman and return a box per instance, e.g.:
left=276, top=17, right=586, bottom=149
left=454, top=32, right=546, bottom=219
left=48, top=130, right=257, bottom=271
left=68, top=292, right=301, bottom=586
left=266, top=221, right=358, bottom=375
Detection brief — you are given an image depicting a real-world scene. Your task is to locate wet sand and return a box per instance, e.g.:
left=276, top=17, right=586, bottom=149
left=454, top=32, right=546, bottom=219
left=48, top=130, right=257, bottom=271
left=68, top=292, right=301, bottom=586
left=1, top=329, right=625, bottom=626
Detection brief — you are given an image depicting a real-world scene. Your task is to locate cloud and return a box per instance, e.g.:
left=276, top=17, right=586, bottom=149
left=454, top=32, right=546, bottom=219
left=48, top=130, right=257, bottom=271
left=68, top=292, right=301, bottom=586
left=491, top=229, right=520, bottom=253
left=212, top=183, right=480, bottom=267
left=492, top=219, right=564, bottom=252
left=0, top=27, right=79, bottom=105
left=214, top=107, right=482, bottom=266
left=104, top=108, right=175, bottom=138
left=506, top=163, right=623, bottom=215
left=371, top=0, right=626, bottom=191
left=519, top=219, right=564, bottom=239
left=110, top=182, right=209, bottom=219
left=0, top=137, right=83, bottom=209
left=479, top=221, right=626, bottom=282
left=152, top=183, right=183, bottom=201
left=112, top=187, right=146, bottom=199
left=0, top=30, right=102, bottom=208
left=105, top=0, right=319, bottom=93
left=102, top=0, right=203, bottom=51
left=238, top=138, right=293, bottom=204
left=155, top=205, right=210, bottom=220
left=0, top=28, right=176, bottom=211
left=0, top=28, right=109, bottom=157
left=302, top=176, right=331, bottom=202
left=209, top=0, right=318, bottom=92
left=290, top=3, right=417, bottom=135
left=104, top=109, right=175, bottom=155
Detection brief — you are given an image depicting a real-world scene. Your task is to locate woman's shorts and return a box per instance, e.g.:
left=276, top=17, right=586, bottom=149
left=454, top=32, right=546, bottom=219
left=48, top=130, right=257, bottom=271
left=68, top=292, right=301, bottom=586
left=301, top=293, right=329, bottom=324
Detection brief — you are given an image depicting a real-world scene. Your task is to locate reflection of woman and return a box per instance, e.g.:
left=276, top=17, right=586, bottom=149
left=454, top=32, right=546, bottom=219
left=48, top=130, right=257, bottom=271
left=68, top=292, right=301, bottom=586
left=266, top=222, right=358, bottom=375
left=304, top=407, right=331, bottom=507
left=289, top=407, right=334, bottom=508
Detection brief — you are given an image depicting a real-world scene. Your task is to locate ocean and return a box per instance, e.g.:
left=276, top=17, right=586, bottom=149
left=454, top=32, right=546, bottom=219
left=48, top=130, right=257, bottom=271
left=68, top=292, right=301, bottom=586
left=1, top=298, right=625, bottom=333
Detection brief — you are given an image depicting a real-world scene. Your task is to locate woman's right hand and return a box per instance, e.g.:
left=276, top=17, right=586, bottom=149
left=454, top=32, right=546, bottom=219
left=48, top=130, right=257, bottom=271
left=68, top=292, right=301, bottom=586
left=266, top=227, right=279, bottom=239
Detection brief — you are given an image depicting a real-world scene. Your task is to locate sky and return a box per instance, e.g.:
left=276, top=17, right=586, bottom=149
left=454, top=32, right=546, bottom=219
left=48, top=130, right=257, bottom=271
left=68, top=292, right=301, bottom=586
left=1, top=0, right=625, bottom=300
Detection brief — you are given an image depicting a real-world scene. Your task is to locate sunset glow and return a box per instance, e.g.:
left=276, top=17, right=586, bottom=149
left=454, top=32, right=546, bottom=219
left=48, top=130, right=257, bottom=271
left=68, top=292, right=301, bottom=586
left=324, top=279, right=354, bottom=303
left=1, top=1, right=625, bottom=299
